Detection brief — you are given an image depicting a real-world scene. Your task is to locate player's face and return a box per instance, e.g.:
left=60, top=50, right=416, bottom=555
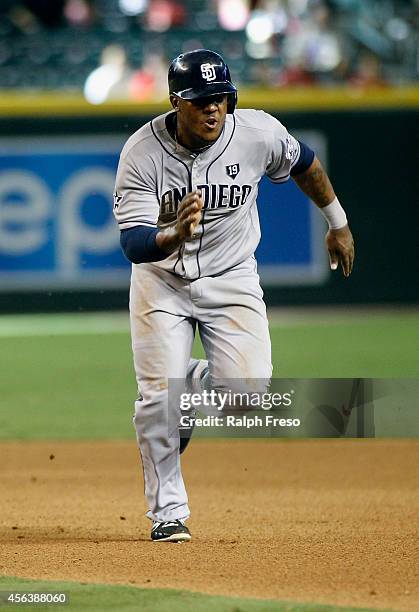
left=172, top=94, right=228, bottom=150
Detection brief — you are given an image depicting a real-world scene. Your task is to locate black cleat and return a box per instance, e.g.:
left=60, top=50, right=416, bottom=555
left=151, top=519, right=192, bottom=542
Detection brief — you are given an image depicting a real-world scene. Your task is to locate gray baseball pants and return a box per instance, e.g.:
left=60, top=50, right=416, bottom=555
left=129, top=256, right=272, bottom=522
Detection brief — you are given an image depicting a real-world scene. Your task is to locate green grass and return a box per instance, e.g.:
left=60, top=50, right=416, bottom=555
left=0, top=312, right=417, bottom=439
left=0, top=577, right=392, bottom=612
left=0, top=333, right=134, bottom=439
left=270, top=318, right=419, bottom=377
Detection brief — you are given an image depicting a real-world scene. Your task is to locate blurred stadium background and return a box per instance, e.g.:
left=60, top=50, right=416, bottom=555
left=0, top=0, right=417, bottom=384
left=0, top=0, right=417, bottom=93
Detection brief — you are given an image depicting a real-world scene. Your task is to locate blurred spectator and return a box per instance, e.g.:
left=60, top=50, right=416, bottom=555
left=278, top=60, right=317, bottom=87
left=350, top=51, right=388, bottom=87
left=6, top=3, right=39, bottom=33
left=129, top=52, right=168, bottom=100
left=218, top=0, right=249, bottom=31
left=145, top=0, right=187, bottom=31
left=64, top=0, right=96, bottom=28
left=281, top=2, right=345, bottom=83
left=83, top=44, right=168, bottom=103
left=84, top=44, right=131, bottom=104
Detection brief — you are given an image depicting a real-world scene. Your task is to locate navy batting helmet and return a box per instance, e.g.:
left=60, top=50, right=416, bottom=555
left=168, top=49, right=237, bottom=113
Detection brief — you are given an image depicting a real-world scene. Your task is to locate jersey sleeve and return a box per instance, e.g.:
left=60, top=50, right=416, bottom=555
left=264, top=113, right=301, bottom=183
left=113, top=145, right=159, bottom=230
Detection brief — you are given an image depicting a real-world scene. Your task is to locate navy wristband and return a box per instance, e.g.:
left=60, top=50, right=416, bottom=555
left=120, top=226, right=168, bottom=264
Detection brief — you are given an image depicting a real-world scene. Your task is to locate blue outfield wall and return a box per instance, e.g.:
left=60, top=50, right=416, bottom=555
left=0, top=108, right=417, bottom=311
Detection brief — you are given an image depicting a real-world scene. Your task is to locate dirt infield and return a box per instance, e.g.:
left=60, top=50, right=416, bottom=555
left=0, top=439, right=418, bottom=611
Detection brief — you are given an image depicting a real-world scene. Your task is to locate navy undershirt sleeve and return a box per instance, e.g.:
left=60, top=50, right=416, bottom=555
left=120, top=226, right=168, bottom=264
left=290, top=140, right=315, bottom=176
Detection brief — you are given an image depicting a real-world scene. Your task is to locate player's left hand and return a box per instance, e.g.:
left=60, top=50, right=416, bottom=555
left=325, top=225, right=355, bottom=277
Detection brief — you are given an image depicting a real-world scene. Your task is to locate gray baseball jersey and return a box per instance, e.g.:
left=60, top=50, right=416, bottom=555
left=114, top=109, right=300, bottom=279
left=115, top=109, right=300, bottom=524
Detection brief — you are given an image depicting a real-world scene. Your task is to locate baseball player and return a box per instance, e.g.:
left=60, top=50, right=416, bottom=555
left=114, top=49, right=354, bottom=542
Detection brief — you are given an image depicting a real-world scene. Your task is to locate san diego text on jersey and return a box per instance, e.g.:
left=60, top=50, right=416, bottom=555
left=160, top=183, right=252, bottom=222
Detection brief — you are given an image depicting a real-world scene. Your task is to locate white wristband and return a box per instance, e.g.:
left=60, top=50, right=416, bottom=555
left=319, top=197, right=348, bottom=230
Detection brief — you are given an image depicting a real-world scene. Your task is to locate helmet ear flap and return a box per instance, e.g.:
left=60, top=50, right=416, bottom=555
left=227, top=92, right=237, bottom=113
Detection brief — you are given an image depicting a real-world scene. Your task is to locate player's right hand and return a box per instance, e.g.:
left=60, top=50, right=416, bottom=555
left=176, top=190, right=204, bottom=240
left=156, top=190, right=203, bottom=254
